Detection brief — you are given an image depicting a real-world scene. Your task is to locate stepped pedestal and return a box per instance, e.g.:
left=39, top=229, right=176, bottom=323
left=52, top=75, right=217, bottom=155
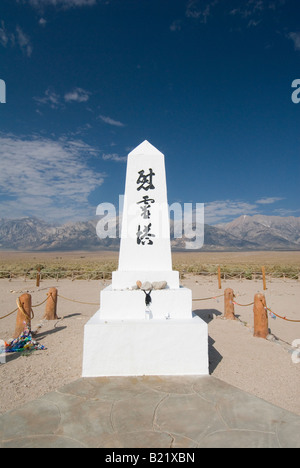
left=82, top=141, right=208, bottom=377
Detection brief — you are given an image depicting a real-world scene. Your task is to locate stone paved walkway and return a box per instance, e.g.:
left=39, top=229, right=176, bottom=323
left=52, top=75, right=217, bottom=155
left=0, top=376, right=299, bottom=448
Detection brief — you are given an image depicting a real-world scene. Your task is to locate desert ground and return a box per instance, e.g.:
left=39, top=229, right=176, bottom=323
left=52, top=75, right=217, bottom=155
left=0, top=251, right=299, bottom=417
left=1, top=250, right=300, bottom=274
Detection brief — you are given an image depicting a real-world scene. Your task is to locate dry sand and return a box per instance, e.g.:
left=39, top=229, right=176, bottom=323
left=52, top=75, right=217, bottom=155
left=0, top=274, right=299, bottom=416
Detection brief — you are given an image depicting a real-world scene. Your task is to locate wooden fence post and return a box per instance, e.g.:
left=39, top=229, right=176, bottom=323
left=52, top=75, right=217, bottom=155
left=224, top=288, right=236, bottom=320
left=262, top=266, right=267, bottom=291
left=253, top=293, right=269, bottom=339
left=44, top=288, right=58, bottom=320
left=218, top=266, right=222, bottom=290
left=36, top=268, right=41, bottom=288
left=14, top=293, right=32, bottom=338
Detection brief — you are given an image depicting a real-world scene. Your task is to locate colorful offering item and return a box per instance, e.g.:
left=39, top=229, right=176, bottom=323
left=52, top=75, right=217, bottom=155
left=3, top=327, right=45, bottom=354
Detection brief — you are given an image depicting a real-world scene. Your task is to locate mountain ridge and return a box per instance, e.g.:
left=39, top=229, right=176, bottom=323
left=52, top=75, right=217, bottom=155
left=0, top=215, right=299, bottom=252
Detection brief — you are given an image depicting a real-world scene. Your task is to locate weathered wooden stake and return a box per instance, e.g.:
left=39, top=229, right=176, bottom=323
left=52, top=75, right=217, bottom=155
left=14, top=293, right=32, bottom=338
left=253, top=293, right=269, bottom=339
left=44, top=288, right=59, bottom=320
left=36, top=268, right=41, bottom=288
left=262, top=266, right=267, bottom=291
left=218, top=266, right=222, bottom=289
left=224, top=288, right=236, bottom=320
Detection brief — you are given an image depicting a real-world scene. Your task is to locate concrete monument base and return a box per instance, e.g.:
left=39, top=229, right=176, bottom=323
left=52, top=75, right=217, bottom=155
left=82, top=286, right=209, bottom=377
left=82, top=315, right=209, bottom=377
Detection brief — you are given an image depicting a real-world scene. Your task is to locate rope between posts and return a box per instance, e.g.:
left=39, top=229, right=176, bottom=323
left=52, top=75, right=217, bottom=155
left=31, top=296, right=49, bottom=308
left=49, top=293, right=300, bottom=323
left=266, top=307, right=300, bottom=323
left=1, top=292, right=223, bottom=319
left=192, top=294, right=224, bottom=302
left=0, top=307, right=19, bottom=320
left=233, top=301, right=255, bottom=307
left=57, top=294, right=100, bottom=306
left=0, top=294, right=50, bottom=320
left=1, top=290, right=300, bottom=324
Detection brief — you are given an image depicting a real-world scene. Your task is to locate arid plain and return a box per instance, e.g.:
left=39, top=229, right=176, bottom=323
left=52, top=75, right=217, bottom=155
left=0, top=251, right=299, bottom=416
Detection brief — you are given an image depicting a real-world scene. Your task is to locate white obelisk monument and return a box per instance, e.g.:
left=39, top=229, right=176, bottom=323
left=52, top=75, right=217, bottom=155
left=82, top=141, right=208, bottom=377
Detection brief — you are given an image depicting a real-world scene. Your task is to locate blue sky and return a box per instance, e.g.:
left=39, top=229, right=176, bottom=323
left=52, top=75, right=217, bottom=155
left=0, top=0, right=299, bottom=225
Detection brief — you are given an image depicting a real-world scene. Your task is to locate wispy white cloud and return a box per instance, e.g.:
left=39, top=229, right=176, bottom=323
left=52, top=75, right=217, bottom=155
left=34, top=88, right=62, bottom=109
left=35, top=87, right=91, bottom=109
left=256, top=197, right=285, bottom=205
left=64, top=87, right=91, bottom=103
left=0, top=22, right=32, bottom=57
left=0, top=21, right=10, bottom=47
left=18, top=0, right=98, bottom=9
left=229, top=0, right=286, bottom=27
left=247, top=18, right=262, bottom=28
left=38, top=18, right=47, bottom=26
left=273, top=208, right=300, bottom=216
left=98, top=115, right=125, bottom=127
left=202, top=196, right=287, bottom=224
left=204, top=200, right=259, bottom=224
left=0, top=134, right=104, bottom=222
left=288, top=32, right=300, bottom=51
left=15, top=26, right=33, bottom=57
left=186, top=0, right=218, bottom=23
left=102, top=153, right=127, bottom=163
left=170, top=20, right=182, bottom=32
left=185, top=0, right=286, bottom=27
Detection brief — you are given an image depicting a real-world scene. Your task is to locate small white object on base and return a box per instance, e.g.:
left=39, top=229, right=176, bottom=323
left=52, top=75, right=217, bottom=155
left=112, top=270, right=179, bottom=290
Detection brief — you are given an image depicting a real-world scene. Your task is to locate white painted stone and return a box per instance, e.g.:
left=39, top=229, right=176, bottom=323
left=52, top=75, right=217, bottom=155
left=82, top=317, right=209, bottom=377
left=113, top=140, right=179, bottom=290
